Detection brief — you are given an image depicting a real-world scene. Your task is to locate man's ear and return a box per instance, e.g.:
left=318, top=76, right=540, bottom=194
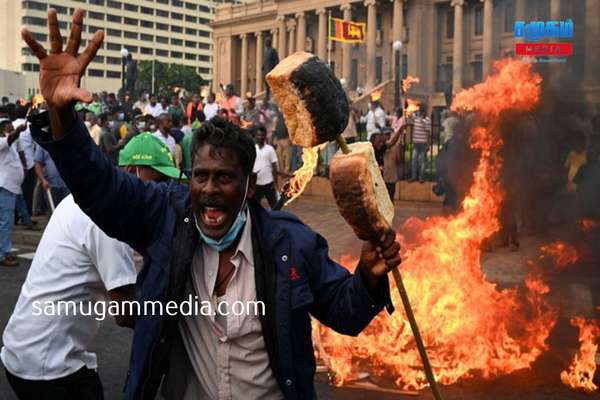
left=125, top=165, right=136, bottom=174
left=248, top=173, right=257, bottom=199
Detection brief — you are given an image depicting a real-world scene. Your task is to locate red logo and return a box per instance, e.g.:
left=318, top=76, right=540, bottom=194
left=290, top=267, right=300, bottom=282
left=515, top=43, right=572, bottom=56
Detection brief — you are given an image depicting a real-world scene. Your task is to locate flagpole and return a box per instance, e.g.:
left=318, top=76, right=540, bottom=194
left=327, top=11, right=332, bottom=68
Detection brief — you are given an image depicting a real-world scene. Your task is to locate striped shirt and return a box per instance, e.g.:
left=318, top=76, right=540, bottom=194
left=412, top=115, right=431, bottom=144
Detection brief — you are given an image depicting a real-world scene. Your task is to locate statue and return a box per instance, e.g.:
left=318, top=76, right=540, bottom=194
left=262, top=37, right=279, bottom=100
left=125, top=53, right=138, bottom=94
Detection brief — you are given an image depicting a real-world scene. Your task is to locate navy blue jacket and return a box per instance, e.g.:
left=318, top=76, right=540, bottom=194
left=32, top=118, right=393, bottom=400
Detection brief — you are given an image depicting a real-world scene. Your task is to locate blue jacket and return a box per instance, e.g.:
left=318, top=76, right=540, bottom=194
left=33, top=118, right=393, bottom=400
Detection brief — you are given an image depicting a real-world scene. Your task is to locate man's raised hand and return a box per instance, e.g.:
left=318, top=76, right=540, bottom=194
left=20, top=8, right=104, bottom=110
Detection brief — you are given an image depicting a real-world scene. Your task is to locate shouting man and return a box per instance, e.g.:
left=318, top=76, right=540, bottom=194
left=21, top=9, right=400, bottom=400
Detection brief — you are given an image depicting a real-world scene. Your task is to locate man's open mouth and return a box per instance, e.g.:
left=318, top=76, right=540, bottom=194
left=201, top=206, right=228, bottom=228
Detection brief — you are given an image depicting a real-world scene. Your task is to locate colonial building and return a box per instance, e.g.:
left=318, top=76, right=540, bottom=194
left=212, top=0, right=600, bottom=108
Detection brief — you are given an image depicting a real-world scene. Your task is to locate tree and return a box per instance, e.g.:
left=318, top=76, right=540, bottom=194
left=137, top=60, right=206, bottom=96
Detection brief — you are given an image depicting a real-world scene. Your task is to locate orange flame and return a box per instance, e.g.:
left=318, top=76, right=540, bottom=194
left=580, top=219, right=599, bottom=232
left=406, top=99, right=420, bottom=116
left=318, top=60, right=556, bottom=390
left=370, top=88, right=384, bottom=102
left=539, top=240, right=579, bottom=271
left=285, top=144, right=326, bottom=205
left=402, top=75, right=420, bottom=92
left=560, top=317, right=600, bottom=392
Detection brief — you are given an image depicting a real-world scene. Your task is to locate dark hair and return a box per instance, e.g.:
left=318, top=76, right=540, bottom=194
left=191, top=116, right=256, bottom=176
left=98, top=112, right=110, bottom=124
left=0, top=120, right=13, bottom=131
left=253, top=124, right=267, bottom=135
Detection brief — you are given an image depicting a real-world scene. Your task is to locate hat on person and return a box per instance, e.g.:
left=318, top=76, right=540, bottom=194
left=118, top=133, right=182, bottom=179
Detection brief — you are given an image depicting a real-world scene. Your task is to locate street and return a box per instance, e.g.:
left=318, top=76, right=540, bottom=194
left=0, top=197, right=598, bottom=399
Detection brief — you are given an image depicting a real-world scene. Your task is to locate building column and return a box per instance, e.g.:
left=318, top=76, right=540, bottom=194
left=296, top=12, right=306, bottom=52
left=550, top=0, right=561, bottom=20
left=287, top=19, right=296, bottom=55
left=365, top=0, right=377, bottom=90
left=481, top=0, right=493, bottom=77
left=341, top=4, right=353, bottom=83
left=240, top=33, right=248, bottom=96
left=316, top=8, right=327, bottom=59
left=391, top=0, right=403, bottom=82
left=277, top=16, right=287, bottom=58
left=584, top=0, right=600, bottom=87
left=255, top=31, right=264, bottom=94
left=451, top=0, right=464, bottom=95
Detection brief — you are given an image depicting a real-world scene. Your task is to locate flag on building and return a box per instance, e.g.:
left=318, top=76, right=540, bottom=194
left=328, top=17, right=366, bottom=43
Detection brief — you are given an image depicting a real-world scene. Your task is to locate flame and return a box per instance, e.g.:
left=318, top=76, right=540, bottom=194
left=402, top=75, right=420, bottom=92
left=370, top=88, right=384, bottom=102
left=405, top=99, right=420, bottom=116
left=560, top=317, right=600, bottom=392
left=318, top=60, right=558, bottom=390
left=539, top=240, right=579, bottom=271
left=580, top=219, right=599, bottom=232
left=285, top=144, right=326, bottom=205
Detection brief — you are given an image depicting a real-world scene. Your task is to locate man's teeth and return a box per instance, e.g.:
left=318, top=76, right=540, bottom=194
left=203, top=207, right=226, bottom=225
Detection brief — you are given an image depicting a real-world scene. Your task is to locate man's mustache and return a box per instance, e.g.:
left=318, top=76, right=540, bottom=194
left=198, top=198, right=227, bottom=209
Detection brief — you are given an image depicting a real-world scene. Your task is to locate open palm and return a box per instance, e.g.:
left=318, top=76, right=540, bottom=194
left=21, top=8, right=104, bottom=109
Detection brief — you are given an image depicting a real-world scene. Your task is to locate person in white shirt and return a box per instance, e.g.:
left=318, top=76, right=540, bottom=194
left=12, top=118, right=37, bottom=229
left=361, top=99, right=387, bottom=140
left=252, top=125, right=278, bottom=208
left=0, top=119, right=26, bottom=267
left=1, top=133, right=183, bottom=400
left=203, top=92, right=219, bottom=121
left=153, top=113, right=177, bottom=157
left=144, top=94, right=165, bottom=118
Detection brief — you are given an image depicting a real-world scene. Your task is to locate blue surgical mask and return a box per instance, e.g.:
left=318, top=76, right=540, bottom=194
left=194, top=177, right=250, bottom=252
left=136, top=121, right=146, bottom=130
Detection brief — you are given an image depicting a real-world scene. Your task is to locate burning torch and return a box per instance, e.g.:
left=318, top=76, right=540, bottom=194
left=267, top=51, right=444, bottom=400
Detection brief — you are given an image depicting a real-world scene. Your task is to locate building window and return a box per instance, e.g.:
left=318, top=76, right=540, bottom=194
left=124, top=17, right=138, bottom=26
left=375, top=56, right=383, bottom=85
left=22, top=63, right=40, bottom=72
left=157, top=0, right=168, bottom=3
left=128, top=46, right=138, bottom=53
left=21, top=47, right=32, bottom=56
left=141, top=33, right=153, bottom=41
left=376, top=13, right=382, bottom=30
left=107, top=70, right=121, bottom=78
left=185, top=53, right=196, bottom=60
left=141, top=47, right=153, bottom=55
left=171, top=38, right=183, bottom=46
left=124, top=4, right=138, bottom=12
left=89, top=11, right=104, bottom=20
left=93, top=55, right=105, bottom=63
left=446, top=8, right=454, bottom=39
left=185, top=40, right=197, bottom=48
left=199, top=5, right=210, bottom=13
left=107, top=56, right=120, bottom=64
left=198, top=67, right=210, bottom=74
left=198, top=55, right=210, bottom=62
left=141, top=21, right=154, bottom=28
left=198, top=17, right=210, bottom=24
left=156, top=49, right=168, bottom=57
left=156, top=36, right=168, bottom=44
left=171, top=25, right=183, bottom=33
left=185, top=15, right=197, bottom=23
left=171, top=51, right=183, bottom=58
left=107, top=28, right=122, bottom=37
left=171, top=0, right=183, bottom=7
left=186, top=2, right=197, bottom=10
left=49, top=4, right=67, bottom=13
left=107, top=0, right=121, bottom=8
left=504, top=0, right=515, bottom=33
left=22, top=16, right=47, bottom=26
left=124, top=31, right=138, bottom=39
left=474, top=5, right=483, bottom=36
left=22, top=1, right=47, bottom=11
left=107, top=14, right=122, bottom=23
left=157, top=23, right=169, bottom=30
left=198, top=42, right=210, bottom=50
left=198, top=30, right=210, bottom=38
left=89, top=0, right=104, bottom=5
left=472, top=60, right=482, bottom=83
left=172, top=12, right=183, bottom=20
left=107, top=42, right=121, bottom=50
left=141, top=7, right=153, bottom=15
left=88, top=69, right=104, bottom=77
left=185, top=28, right=197, bottom=35
left=31, top=32, right=47, bottom=42
left=156, top=9, right=168, bottom=17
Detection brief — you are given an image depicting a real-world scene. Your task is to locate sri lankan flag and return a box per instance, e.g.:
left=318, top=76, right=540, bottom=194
left=328, top=17, right=366, bottom=43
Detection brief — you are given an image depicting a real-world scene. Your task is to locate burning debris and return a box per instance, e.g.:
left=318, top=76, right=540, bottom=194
left=539, top=240, right=579, bottom=271
left=560, top=317, right=600, bottom=392
left=402, top=75, right=420, bottom=93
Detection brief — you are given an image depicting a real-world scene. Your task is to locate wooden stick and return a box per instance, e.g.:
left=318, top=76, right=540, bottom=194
left=390, top=266, right=444, bottom=400
left=336, top=135, right=351, bottom=155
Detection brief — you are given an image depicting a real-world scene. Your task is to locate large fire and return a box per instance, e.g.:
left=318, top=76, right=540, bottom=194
left=402, top=75, right=420, bottom=92
left=317, top=60, right=562, bottom=390
left=560, top=317, right=600, bottom=392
